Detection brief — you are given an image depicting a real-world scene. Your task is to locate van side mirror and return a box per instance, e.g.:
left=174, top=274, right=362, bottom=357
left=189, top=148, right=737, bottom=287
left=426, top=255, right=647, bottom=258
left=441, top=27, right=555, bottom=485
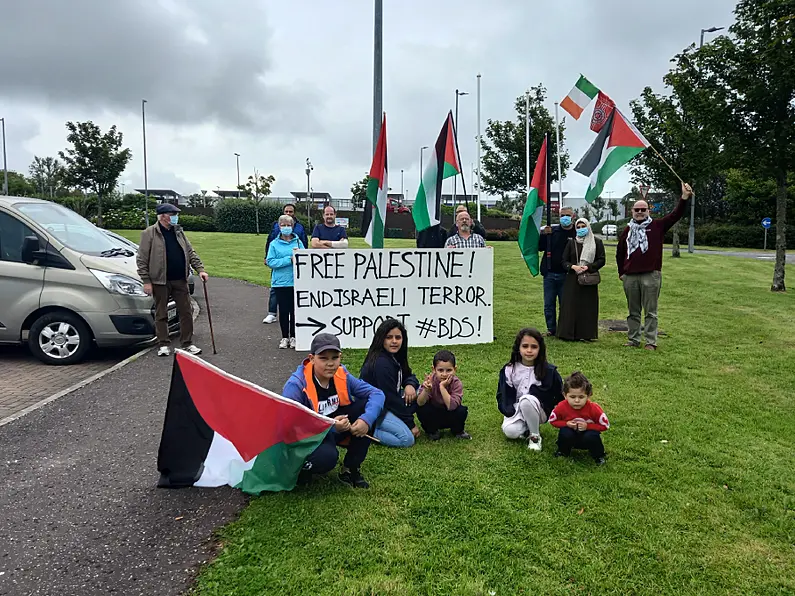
left=21, top=235, right=41, bottom=264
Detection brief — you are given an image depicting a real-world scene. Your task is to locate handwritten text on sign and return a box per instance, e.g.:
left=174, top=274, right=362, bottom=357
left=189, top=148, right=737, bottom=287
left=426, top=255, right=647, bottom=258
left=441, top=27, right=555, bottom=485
left=293, top=248, right=494, bottom=350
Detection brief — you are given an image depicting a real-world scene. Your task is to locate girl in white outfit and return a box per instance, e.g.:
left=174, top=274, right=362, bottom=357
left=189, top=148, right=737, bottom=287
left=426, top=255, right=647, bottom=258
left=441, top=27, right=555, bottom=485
left=496, top=328, right=564, bottom=451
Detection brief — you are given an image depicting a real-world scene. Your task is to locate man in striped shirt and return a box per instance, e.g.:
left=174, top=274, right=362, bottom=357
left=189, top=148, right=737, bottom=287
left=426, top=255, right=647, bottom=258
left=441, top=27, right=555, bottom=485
left=445, top=211, right=486, bottom=249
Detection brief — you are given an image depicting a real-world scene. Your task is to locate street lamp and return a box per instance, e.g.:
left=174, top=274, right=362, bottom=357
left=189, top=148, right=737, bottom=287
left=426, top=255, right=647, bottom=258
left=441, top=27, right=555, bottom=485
left=0, top=117, right=7, bottom=196
left=305, top=158, right=314, bottom=225
left=688, top=25, right=724, bottom=253
left=400, top=169, right=404, bottom=201
left=234, top=153, right=241, bottom=198
left=141, top=99, right=149, bottom=226
left=453, top=89, right=469, bottom=208
left=419, top=146, right=428, bottom=183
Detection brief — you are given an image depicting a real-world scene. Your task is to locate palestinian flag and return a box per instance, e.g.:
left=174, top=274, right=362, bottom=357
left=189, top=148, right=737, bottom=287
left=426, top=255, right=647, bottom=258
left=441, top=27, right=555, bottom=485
left=412, top=111, right=461, bottom=232
left=518, top=135, right=548, bottom=276
left=560, top=75, right=599, bottom=120
left=156, top=351, right=333, bottom=494
left=574, top=108, right=649, bottom=204
left=363, top=113, right=388, bottom=248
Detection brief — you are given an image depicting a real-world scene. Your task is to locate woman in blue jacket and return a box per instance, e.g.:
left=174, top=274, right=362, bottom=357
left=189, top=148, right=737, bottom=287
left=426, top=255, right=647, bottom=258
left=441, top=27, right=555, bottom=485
left=266, top=215, right=304, bottom=349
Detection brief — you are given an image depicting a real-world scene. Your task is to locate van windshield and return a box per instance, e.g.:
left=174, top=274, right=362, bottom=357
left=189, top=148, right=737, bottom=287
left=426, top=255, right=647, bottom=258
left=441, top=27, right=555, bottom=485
left=15, top=202, right=125, bottom=256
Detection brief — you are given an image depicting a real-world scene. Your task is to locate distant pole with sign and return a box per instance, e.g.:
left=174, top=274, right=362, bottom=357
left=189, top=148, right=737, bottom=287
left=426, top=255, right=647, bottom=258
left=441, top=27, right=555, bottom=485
left=762, top=217, right=772, bottom=250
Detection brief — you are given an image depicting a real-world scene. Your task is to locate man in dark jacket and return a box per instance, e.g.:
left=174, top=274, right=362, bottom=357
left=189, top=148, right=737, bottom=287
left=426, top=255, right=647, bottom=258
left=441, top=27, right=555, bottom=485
left=538, top=206, right=576, bottom=336
left=263, top=204, right=308, bottom=324
left=616, top=183, right=692, bottom=350
left=137, top=203, right=208, bottom=357
left=446, top=204, right=487, bottom=239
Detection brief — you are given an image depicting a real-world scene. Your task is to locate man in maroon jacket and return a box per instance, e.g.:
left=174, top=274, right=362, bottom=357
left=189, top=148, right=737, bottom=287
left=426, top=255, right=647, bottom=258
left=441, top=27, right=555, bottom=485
left=616, top=182, right=693, bottom=350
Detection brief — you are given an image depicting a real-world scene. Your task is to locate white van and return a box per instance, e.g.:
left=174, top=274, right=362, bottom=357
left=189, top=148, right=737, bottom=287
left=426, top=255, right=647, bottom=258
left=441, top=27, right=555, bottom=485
left=0, top=197, right=178, bottom=365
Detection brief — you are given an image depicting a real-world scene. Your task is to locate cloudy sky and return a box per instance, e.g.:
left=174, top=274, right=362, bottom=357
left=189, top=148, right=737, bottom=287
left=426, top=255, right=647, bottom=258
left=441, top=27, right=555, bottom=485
left=1, top=0, right=737, bottom=202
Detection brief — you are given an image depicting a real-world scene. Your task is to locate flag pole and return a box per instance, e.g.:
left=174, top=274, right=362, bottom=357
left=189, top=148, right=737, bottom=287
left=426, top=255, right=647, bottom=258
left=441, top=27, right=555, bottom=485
left=525, top=91, right=530, bottom=195
left=554, top=102, right=564, bottom=212
left=476, top=73, right=482, bottom=222
left=452, top=110, right=468, bottom=203
left=545, top=131, right=552, bottom=262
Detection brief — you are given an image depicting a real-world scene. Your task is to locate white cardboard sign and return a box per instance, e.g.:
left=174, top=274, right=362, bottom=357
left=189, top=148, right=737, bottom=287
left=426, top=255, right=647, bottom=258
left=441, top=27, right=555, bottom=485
left=292, top=248, right=494, bottom=350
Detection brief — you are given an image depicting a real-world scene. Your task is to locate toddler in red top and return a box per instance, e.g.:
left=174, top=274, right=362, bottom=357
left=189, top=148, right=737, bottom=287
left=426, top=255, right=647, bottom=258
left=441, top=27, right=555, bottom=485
left=549, top=371, right=609, bottom=465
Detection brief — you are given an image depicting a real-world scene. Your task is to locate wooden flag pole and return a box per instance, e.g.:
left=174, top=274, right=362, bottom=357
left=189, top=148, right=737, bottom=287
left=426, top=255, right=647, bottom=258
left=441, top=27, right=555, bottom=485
left=649, top=143, right=685, bottom=185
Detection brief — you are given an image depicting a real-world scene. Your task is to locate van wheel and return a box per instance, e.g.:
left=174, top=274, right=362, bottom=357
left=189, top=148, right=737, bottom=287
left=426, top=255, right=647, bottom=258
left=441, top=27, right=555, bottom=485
left=29, top=312, right=92, bottom=365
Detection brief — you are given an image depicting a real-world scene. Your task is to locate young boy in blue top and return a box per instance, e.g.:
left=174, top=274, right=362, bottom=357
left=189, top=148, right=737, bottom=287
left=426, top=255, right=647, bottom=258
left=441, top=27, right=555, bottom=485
left=282, top=333, right=385, bottom=488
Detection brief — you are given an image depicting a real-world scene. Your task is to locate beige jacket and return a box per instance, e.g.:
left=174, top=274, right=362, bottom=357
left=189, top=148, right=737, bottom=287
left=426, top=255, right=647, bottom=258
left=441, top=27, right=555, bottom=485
left=136, top=223, right=205, bottom=285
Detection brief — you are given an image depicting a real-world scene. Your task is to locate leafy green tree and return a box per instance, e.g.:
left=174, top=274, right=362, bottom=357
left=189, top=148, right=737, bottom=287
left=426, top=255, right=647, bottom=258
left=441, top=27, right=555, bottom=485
left=350, top=173, right=368, bottom=210
left=591, top=196, right=607, bottom=222
left=480, top=85, right=570, bottom=208
left=239, top=170, right=276, bottom=235
left=608, top=199, right=621, bottom=225
left=28, top=156, right=66, bottom=198
left=3, top=171, right=36, bottom=196
left=58, top=121, right=132, bottom=227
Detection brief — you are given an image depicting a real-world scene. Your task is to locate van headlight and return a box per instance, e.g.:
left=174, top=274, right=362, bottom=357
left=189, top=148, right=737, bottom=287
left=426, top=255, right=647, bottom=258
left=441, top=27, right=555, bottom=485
left=89, top=269, right=148, bottom=297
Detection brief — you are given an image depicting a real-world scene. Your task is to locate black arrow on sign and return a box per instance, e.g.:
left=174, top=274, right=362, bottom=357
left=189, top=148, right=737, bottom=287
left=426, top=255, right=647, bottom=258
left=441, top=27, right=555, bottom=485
left=296, top=317, right=327, bottom=336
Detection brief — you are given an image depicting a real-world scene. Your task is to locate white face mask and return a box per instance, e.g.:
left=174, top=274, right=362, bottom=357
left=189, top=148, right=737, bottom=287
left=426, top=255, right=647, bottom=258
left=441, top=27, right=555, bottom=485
left=169, top=215, right=179, bottom=225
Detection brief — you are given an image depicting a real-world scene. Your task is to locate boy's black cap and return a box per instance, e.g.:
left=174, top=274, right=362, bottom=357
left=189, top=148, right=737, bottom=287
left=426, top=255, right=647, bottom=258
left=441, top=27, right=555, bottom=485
left=310, top=333, right=341, bottom=354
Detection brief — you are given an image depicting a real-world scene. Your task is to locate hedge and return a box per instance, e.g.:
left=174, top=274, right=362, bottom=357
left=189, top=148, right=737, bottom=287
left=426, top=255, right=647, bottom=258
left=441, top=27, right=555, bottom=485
left=664, top=223, right=795, bottom=249
left=177, top=214, right=216, bottom=232
left=485, top=228, right=519, bottom=241
left=215, top=199, right=285, bottom=234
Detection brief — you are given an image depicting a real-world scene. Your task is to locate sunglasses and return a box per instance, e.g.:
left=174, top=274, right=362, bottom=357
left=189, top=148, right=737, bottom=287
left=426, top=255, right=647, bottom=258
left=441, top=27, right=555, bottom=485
left=633, top=208, right=648, bottom=213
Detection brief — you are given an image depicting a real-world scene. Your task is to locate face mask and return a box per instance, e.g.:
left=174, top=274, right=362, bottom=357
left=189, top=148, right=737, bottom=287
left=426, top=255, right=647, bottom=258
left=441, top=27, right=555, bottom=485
left=576, top=228, right=589, bottom=238
left=169, top=215, right=179, bottom=225
left=560, top=216, right=572, bottom=227
left=280, top=226, right=293, bottom=236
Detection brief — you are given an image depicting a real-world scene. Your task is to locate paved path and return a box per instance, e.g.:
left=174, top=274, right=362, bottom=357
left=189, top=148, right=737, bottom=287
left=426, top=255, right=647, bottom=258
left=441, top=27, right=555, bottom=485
left=601, top=240, right=794, bottom=263
left=0, top=278, right=305, bottom=596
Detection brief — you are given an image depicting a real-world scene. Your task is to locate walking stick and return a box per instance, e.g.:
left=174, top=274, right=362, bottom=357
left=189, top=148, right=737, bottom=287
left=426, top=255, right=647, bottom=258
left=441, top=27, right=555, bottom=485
left=202, top=279, right=218, bottom=354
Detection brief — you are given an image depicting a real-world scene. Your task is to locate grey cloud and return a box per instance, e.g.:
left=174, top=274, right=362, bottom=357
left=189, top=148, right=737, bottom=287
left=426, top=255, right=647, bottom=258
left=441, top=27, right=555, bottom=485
left=0, top=0, right=324, bottom=135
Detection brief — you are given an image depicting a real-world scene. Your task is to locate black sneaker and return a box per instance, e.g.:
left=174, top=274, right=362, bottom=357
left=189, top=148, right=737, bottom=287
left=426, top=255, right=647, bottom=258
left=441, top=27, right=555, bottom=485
left=594, top=456, right=606, bottom=466
left=427, top=431, right=441, bottom=441
left=553, top=451, right=567, bottom=458
left=455, top=431, right=472, bottom=440
left=339, top=468, right=369, bottom=489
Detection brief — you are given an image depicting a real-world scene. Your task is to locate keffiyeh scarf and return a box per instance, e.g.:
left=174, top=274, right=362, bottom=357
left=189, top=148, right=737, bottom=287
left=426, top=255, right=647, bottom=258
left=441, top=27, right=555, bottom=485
left=627, top=216, right=652, bottom=257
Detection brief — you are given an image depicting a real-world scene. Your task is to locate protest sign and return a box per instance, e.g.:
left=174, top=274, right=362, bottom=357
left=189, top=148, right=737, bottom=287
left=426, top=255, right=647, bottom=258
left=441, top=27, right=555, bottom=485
left=293, top=248, right=494, bottom=350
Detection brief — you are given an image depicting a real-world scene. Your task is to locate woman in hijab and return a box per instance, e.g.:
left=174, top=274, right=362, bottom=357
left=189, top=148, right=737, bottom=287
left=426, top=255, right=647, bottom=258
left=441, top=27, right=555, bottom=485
left=557, top=218, right=606, bottom=342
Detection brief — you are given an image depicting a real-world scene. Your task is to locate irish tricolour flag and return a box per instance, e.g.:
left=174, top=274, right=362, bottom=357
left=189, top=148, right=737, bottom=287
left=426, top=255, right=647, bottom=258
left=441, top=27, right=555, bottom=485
left=518, top=136, right=548, bottom=276
left=560, top=75, right=599, bottom=120
left=156, top=351, right=333, bottom=494
left=574, top=108, right=650, bottom=204
left=363, top=113, right=388, bottom=248
left=412, top=111, right=461, bottom=232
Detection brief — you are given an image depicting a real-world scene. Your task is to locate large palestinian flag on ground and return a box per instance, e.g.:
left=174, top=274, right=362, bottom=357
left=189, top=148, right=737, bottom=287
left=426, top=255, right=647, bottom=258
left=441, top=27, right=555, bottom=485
left=518, top=136, right=548, bottom=276
left=574, top=108, right=649, bottom=204
left=363, top=113, right=388, bottom=248
left=156, top=351, right=333, bottom=494
left=412, top=111, right=461, bottom=232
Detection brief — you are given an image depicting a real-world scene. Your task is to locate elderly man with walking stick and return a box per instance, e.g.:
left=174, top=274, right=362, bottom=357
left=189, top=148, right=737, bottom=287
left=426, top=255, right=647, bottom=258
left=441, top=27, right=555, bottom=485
left=137, top=203, right=209, bottom=357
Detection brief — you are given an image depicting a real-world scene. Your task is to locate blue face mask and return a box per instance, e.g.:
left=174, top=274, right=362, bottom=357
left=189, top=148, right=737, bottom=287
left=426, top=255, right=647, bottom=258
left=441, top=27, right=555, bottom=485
left=169, top=215, right=179, bottom=225
left=576, top=227, right=589, bottom=238
left=560, top=216, right=572, bottom=227
left=280, top=226, right=293, bottom=236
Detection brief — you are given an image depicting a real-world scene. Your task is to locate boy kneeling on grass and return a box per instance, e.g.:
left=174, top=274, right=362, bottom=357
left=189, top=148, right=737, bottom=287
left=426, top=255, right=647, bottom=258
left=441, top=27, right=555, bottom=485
left=416, top=350, right=472, bottom=441
left=282, top=333, right=385, bottom=488
left=548, top=371, right=609, bottom=465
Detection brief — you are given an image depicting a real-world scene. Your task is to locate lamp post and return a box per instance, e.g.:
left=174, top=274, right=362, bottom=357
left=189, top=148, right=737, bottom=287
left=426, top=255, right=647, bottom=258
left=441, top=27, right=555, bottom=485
left=234, top=153, right=241, bottom=198
left=141, top=99, right=149, bottom=226
left=453, top=89, right=469, bottom=208
left=400, top=169, right=404, bottom=201
left=476, top=73, right=482, bottom=221
left=0, top=117, right=7, bottom=196
left=689, top=25, right=724, bottom=253
left=305, top=158, right=313, bottom=226
left=372, top=0, right=383, bottom=154
left=419, top=146, right=428, bottom=183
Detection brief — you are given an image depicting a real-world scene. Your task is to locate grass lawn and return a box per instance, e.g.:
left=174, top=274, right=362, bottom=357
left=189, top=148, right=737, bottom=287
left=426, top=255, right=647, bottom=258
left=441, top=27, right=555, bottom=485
left=118, top=230, right=795, bottom=595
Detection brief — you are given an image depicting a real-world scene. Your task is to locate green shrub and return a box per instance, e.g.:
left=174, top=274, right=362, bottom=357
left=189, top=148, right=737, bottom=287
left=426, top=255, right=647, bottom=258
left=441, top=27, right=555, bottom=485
left=484, top=228, right=519, bottom=241
left=385, top=227, right=403, bottom=238
left=92, top=208, right=152, bottom=229
left=215, top=199, right=283, bottom=234
left=178, top=214, right=216, bottom=232
left=663, top=223, right=795, bottom=249
left=347, top=226, right=362, bottom=238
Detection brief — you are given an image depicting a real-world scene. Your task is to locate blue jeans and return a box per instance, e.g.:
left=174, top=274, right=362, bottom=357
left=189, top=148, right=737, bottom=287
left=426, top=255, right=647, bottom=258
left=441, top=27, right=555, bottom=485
left=373, top=411, right=415, bottom=448
left=543, top=272, right=567, bottom=333
left=267, top=287, right=278, bottom=316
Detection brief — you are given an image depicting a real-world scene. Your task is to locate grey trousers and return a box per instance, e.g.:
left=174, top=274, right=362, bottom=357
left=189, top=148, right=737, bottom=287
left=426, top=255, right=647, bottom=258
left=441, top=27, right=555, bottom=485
left=623, top=271, right=662, bottom=346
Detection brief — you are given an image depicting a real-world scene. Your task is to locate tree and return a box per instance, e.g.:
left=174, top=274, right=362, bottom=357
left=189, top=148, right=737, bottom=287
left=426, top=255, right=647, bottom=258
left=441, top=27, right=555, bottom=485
left=591, top=196, right=607, bottom=222
left=28, top=156, right=66, bottom=199
left=239, top=170, right=276, bottom=235
left=608, top=199, right=621, bottom=224
left=350, top=173, right=368, bottom=209
left=480, top=85, right=570, bottom=208
left=3, top=171, right=36, bottom=196
left=58, top=121, right=132, bottom=227
left=695, top=1, right=795, bottom=290
left=581, top=204, right=592, bottom=222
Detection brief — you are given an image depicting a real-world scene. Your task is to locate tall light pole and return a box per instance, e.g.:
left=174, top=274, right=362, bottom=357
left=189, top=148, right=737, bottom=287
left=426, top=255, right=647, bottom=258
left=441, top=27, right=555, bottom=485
left=689, top=25, right=724, bottom=253
left=141, top=99, right=149, bottom=226
left=0, top=117, right=7, bottom=196
left=476, top=73, right=482, bottom=221
left=400, top=169, right=404, bottom=201
left=305, top=158, right=313, bottom=226
left=419, top=146, right=428, bottom=183
left=234, top=153, right=241, bottom=198
left=453, top=89, right=469, bottom=208
left=372, top=0, right=383, bottom=154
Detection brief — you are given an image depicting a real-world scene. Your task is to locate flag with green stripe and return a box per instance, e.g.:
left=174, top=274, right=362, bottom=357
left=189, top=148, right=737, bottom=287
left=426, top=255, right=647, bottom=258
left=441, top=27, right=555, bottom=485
left=518, top=136, right=548, bottom=276
left=412, top=111, right=460, bottom=232
left=363, top=113, right=388, bottom=248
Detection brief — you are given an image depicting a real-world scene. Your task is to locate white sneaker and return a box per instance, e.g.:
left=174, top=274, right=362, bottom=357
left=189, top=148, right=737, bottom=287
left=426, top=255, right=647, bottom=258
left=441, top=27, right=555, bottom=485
left=263, top=314, right=277, bottom=324
left=278, top=338, right=289, bottom=349
left=157, top=346, right=171, bottom=357
left=289, top=337, right=297, bottom=349
left=183, top=344, right=202, bottom=355
left=527, top=434, right=542, bottom=452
